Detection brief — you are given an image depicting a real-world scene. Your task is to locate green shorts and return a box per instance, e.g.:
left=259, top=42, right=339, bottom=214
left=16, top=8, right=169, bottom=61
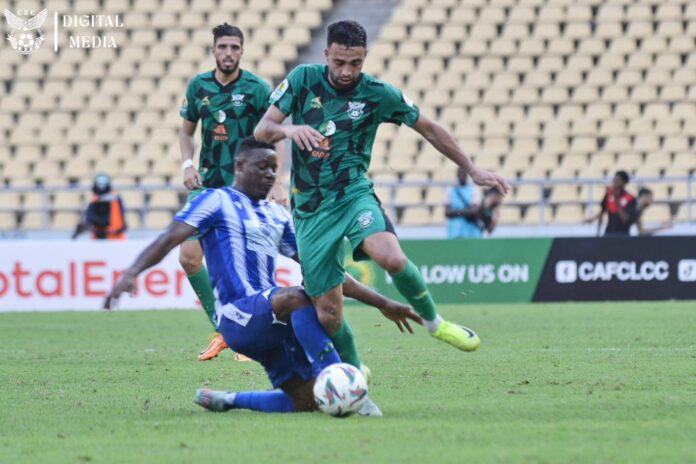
left=295, top=194, right=395, bottom=297
left=182, top=188, right=205, bottom=241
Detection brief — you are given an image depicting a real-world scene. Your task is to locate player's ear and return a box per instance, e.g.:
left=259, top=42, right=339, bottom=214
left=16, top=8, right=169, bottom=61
left=323, top=48, right=328, bottom=60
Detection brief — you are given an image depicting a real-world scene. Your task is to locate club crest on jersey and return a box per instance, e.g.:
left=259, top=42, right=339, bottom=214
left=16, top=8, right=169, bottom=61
left=231, top=94, right=245, bottom=107
left=357, top=211, right=374, bottom=229
left=201, top=96, right=210, bottom=106
left=347, top=102, right=365, bottom=119
left=311, top=96, right=322, bottom=109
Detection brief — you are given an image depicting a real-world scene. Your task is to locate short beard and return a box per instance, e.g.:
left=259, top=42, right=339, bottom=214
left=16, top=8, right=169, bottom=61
left=216, top=60, right=238, bottom=75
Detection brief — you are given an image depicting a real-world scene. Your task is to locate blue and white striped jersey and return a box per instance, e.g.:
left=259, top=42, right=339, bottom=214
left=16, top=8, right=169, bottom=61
left=174, top=187, right=297, bottom=304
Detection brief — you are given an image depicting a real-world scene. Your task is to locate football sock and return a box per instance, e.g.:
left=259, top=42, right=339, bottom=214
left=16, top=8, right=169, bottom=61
left=391, top=260, right=441, bottom=332
left=187, top=267, right=217, bottom=328
left=225, top=391, right=295, bottom=413
left=291, top=306, right=341, bottom=370
left=329, top=319, right=362, bottom=369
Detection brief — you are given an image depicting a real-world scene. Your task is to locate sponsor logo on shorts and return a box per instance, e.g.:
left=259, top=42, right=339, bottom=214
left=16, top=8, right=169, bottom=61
left=357, top=211, right=374, bottom=229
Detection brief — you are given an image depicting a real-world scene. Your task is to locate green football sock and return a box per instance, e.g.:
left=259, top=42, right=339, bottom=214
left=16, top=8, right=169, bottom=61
left=391, top=260, right=438, bottom=322
left=329, top=319, right=362, bottom=369
left=187, top=267, right=217, bottom=329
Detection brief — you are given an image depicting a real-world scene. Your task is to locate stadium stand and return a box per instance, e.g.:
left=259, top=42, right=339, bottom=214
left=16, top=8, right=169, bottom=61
left=365, top=0, right=695, bottom=226
left=0, top=0, right=694, bottom=231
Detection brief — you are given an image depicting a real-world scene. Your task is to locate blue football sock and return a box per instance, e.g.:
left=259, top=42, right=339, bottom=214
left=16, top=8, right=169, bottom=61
left=291, top=305, right=341, bottom=370
left=228, top=391, right=295, bottom=413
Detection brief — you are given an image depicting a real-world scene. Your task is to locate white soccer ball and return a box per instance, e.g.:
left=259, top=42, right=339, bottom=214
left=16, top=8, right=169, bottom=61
left=313, top=363, right=368, bottom=417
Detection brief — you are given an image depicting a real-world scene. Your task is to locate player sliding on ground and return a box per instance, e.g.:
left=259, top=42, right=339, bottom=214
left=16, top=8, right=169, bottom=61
left=104, top=138, right=420, bottom=415
left=255, top=21, right=510, bottom=366
left=178, top=23, right=287, bottom=361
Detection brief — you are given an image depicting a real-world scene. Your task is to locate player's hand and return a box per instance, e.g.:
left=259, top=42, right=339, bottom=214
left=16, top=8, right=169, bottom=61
left=268, top=182, right=288, bottom=206
left=183, top=166, right=202, bottom=191
left=378, top=301, right=422, bottom=334
left=469, top=167, right=510, bottom=196
left=103, top=271, right=137, bottom=310
left=283, top=125, right=324, bottom=151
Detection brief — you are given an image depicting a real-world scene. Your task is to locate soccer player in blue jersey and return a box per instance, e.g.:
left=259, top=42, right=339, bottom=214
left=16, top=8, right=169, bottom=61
left=104, top=138, right=419, bottom=415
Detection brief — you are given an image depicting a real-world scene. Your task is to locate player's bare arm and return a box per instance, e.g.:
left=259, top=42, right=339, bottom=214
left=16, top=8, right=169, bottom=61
left=104, top=221, right=197, bottom=309
left=412, top=114, right=510, bottom=196
left=255, top=105, right=324, bottom=150
left=180, top=119, right=202, bottom=190
left=343, top=274, right=422, bottom=334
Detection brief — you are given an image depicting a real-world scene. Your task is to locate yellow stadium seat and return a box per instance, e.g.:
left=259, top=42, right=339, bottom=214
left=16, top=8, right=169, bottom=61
left=522, top=205, right=553, bottom=225
left=393, top=187, right=423, bottom=206
left=51, top=211, right=81, bottom=230
left=400, top=207, right=431, bottom=226
left=554, top=205, right=585, bottom=224
left=148, top=190, right=181, bottom=209
left=144, top=211, right=173, bottom=229
left=0, top=212, right=18, bottom=230
left=21, top=212, right=47, bottom=230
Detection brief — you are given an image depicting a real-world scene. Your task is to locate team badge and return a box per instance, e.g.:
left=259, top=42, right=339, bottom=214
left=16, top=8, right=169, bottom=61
left=311, top=96, right=322, bottom=109
left=357, top=211, right=374, bottom=229
left=4, top=9, right=47, bottom=55
left=201, top=96, right=210, bottom=106
left=231, top=94, right=245, bottom=107
left=347, top=101, right=365, bottom=119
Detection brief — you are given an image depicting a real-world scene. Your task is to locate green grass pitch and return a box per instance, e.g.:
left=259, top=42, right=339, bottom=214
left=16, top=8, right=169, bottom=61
left=1, top=302, right=695, bottom=463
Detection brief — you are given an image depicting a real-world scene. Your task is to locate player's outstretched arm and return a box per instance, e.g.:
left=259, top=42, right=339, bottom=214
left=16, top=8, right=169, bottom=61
left=255, top=106, right=324, bottom=150
left=343, top=274, right=422, bottom=334
left=412, top=114, right=510, bottom=195
left=104, top=221, right=197, bottom=309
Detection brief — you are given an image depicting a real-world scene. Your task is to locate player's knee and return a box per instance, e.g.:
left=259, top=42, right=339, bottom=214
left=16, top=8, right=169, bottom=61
left=381, top=254, right=408, bottom=275
left=316, top=306, right=342, bottom=335
left=179, top=253, right=202, bottom=274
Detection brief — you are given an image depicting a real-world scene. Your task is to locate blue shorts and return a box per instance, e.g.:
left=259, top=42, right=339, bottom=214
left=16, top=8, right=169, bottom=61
left=217, top=288, right=316, bottom=389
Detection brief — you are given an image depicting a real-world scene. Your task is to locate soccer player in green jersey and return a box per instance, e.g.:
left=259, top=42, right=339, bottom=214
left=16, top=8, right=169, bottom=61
left=179, top=23, right=286, bottom=360
left=255, top=21, right=509, bottom=367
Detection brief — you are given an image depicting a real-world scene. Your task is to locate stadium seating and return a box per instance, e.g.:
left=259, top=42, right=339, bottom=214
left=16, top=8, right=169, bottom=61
left=363, top=0, right=695, bottom=226
left=0, top=0, right=334, bottom=230
left=0, top=0, right=694, bottom=231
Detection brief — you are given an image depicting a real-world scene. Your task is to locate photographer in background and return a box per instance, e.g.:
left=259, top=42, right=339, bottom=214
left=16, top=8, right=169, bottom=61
left=446, top=168, right=502, bottom=238
left=73, top=173, right=127, bottom=240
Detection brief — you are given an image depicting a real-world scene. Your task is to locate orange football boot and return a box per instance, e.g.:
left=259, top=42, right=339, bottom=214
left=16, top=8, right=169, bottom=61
left=198, top=332, right=228, bottom=361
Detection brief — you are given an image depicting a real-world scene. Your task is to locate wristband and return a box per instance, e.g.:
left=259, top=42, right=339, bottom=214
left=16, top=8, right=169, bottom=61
left=182, top=159, right=195, bottom=171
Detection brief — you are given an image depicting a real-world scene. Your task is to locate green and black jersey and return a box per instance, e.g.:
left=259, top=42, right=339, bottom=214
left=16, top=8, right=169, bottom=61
left=181, top=69, right=271, bottom=188
left=270, top=64, right=420, bottom=217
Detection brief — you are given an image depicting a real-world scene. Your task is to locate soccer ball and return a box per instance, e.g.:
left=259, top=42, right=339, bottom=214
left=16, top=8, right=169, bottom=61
left=313, top=363, right=368, bottom=417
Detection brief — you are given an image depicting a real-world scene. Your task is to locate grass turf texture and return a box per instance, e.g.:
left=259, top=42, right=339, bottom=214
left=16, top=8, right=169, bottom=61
left=1, top=302, right=695, bottom=464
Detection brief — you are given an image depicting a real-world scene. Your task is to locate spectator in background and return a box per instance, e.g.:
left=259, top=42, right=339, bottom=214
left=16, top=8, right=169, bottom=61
left=446, top=168, right=502, bottom=238
left=445, top=168, right=481, bottom=238
left=73, top=173, right=127, bottom=240
left=634, top=187, right=673, bottom=236
left=584, top=170, right=637, bottom=237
